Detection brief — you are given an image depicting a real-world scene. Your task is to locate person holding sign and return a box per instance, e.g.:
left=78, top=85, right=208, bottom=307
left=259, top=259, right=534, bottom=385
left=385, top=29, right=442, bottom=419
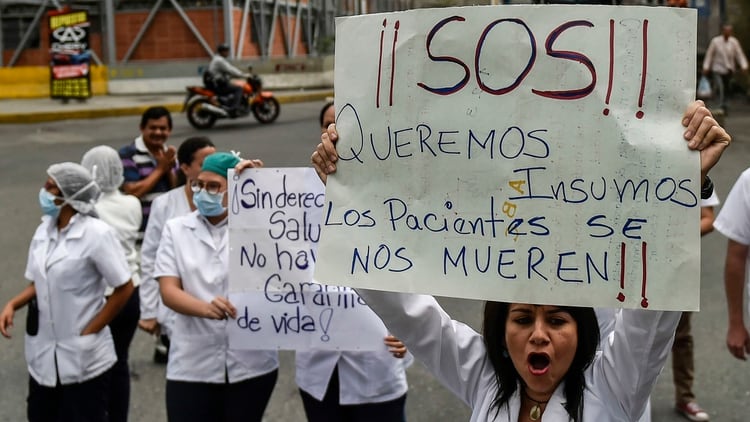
left=292, top=101, right=411, bottom=422
left=0, top=162, right=135, bottom=422
left=311, top=100, right=729, bottom=421
left=154, top=152, right=276, bottom=422
left=138, top=136, right=216, bottom=363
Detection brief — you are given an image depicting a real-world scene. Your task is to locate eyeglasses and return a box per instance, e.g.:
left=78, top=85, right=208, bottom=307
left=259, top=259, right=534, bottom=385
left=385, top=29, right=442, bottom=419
left=190, top=180, right=224, bottom=195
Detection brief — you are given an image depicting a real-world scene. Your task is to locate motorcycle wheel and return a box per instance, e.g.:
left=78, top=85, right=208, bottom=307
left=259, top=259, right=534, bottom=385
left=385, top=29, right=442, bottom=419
left=186, top=99, right=218, bottom=129
left=251, top=97, right=280, bottom=124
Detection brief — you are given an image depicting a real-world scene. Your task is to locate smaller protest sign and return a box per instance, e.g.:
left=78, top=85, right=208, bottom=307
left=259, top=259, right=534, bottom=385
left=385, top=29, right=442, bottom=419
left=228, top=168, right=387, bottom=350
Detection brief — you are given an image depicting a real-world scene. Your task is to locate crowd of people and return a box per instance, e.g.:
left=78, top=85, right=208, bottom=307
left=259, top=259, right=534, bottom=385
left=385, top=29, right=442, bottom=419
left=0, top=29, right=749, bottom=422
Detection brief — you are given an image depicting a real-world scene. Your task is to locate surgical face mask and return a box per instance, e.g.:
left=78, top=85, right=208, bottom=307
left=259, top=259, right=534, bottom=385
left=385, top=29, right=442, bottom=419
left=193, top=189, right=226, bottom=217
left=39, top=188, right=62, bottom=218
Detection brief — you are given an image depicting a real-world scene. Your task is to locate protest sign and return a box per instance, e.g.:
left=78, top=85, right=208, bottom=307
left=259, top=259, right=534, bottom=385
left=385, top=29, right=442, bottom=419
left=228, top=168, right=388, bottom=350
left=314, top=5, right=700, bottom=311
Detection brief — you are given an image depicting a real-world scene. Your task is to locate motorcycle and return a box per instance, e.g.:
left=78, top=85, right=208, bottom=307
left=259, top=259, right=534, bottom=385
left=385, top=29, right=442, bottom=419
left=183, top=68, right=280, bottom=129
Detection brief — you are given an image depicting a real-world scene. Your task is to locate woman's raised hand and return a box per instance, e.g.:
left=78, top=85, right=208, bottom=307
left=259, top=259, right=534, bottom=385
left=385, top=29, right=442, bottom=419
left=311, top=123, right=340, bottom=184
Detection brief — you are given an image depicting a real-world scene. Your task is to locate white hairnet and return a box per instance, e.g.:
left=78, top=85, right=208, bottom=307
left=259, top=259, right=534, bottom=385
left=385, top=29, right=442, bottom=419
left=81, top=146, right=124, bottom=193
left=47, top=162, right=101, bottom=216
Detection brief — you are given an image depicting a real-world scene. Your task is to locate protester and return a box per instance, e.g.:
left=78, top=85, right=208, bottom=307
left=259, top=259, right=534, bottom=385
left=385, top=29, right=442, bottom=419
left=291, top=101, right=410, bottom=421
left=0, top=162, right=134, bottom=421
left=155, top=152, right=276, bottom=422
left=702, top=24, right=749, bottom=112
left=311, top=100, right=730, bottom=421
left=81, top=146, right=143, bottom=422
left=119, top=105, right=177, bottom=361
left=119, top=105, right=178, bottom=235
left=713, top=170, right=750, bottom=361
left=138, top=136, right=216, bottom=363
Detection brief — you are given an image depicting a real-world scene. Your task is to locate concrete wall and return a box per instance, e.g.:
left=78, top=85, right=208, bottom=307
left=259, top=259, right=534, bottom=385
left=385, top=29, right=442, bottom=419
left=0, top=56, right=333, bottom=99
left=0, top=65, right=108, bottom=98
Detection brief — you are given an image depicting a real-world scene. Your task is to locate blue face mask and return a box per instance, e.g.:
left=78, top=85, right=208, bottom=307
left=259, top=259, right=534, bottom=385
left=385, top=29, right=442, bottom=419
left=39, top=188, right=62, bottom=218
left=193, top=189, right=226, bottom=217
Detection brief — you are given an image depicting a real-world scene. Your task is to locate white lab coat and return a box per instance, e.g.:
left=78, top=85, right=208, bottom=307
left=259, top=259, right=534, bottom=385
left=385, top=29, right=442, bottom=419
left=154, top=211, right=278, bottom=383
left=714, top=168, right=750, bottom=318
left=24, top=214, right=131, bottom=386
left=139, top=187, right=190, bottom=330
left=357, top=290, right=679, bottom=422
left=95, top=190, right=142, bottom=293
left=594, top=308, right=651, bottom=422
left=296, top=348, right=409, bottom=405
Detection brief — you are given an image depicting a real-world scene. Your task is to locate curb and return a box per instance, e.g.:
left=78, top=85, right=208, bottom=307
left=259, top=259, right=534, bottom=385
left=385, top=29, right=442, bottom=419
left=0, top=90, right=334, bottom=124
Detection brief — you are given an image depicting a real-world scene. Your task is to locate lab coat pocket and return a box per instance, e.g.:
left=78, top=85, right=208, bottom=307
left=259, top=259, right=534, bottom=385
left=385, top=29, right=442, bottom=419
left=58, top=334, right=99, bottom=378
left=24, top=333, right=45, bottom=369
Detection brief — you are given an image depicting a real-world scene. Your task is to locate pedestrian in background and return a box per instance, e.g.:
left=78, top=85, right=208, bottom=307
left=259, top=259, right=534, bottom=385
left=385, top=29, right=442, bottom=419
left=702, top=24, right=749, bottom=113
left=119, top=105, right=177, bottom=362
left=81, top=145, right=143, bottom=422
left=138, top=136, right=216, bottom=363
left=0, top=162, right=134, bottom=422
left=155, top=152, right=276, bottom=422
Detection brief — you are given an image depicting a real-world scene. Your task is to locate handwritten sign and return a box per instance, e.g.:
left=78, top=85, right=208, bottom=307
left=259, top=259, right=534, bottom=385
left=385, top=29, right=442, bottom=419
left=314, top=5, right=700, bottom=311
left=228, top=168, right=388, bottom=350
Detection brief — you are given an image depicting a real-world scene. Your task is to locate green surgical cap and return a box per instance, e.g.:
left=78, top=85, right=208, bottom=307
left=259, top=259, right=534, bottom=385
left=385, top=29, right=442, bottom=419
left=201, top=152, right=241, bottom=179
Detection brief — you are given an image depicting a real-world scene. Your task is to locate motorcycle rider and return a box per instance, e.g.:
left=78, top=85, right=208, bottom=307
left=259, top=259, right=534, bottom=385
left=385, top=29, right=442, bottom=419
left=206, top=43, right=248, bottom=116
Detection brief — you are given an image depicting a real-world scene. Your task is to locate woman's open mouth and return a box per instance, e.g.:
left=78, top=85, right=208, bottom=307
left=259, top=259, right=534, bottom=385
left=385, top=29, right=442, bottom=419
left=527, top=352, right=551, bottom=376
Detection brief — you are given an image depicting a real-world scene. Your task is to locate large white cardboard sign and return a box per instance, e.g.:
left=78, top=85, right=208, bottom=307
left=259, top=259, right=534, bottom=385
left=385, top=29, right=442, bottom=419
left=314, top=5, right=700, bottom=311
left=228, top=168, right=388, bottom=351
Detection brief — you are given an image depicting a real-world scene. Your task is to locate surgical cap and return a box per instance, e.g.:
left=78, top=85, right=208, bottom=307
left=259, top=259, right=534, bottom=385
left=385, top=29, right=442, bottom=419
left=47, top=162, right=101, bottom=216
left=81, top=146, right=124, bottom=193
left=201, top=152, right=241, bottom=179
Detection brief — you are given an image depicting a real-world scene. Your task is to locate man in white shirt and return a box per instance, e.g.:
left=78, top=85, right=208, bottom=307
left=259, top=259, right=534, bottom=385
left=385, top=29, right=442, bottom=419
left=702, top=25, right=749, bottom=112
left=714, top=169, right=750, bottom=361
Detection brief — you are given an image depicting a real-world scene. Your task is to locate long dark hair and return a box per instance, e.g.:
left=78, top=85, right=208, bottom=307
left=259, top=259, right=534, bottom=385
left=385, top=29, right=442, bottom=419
left=176, top=136, right=215, bottom=186
left=483, top=302, right=599, bottom=421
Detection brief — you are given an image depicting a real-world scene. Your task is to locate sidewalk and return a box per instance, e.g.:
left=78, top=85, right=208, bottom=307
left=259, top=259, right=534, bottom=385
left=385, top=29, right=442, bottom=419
left=0, top=88, right=333, bottom=124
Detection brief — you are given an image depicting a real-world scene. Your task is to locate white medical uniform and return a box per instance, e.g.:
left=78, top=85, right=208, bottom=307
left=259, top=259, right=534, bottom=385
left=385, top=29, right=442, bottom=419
left=154, top=211, right=278, bottom=383
left=95, top=190, right=142, bottom=293
left=24, top=214, right=131, bottom=386
left=140, top=187, right=190, bottom=332
left=714, top=168, right=750, bottom=319
left=296, top=330, right=409, bottom=404
left=357, top=290, right=679, bottom=422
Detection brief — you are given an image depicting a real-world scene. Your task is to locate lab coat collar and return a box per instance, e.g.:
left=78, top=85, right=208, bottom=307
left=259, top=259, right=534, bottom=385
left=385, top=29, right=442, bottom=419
left=38, top=214, right=86, bottom=270
left=182, top=211, right=227, bottom=251
left=509, top=382, right=569, bottom=421
left=542, top=384, right=570, bottom=421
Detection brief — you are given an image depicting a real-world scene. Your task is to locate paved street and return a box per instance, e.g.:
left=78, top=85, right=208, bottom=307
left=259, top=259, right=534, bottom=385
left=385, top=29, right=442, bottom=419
left=1, top=99, right=749, bottom=421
